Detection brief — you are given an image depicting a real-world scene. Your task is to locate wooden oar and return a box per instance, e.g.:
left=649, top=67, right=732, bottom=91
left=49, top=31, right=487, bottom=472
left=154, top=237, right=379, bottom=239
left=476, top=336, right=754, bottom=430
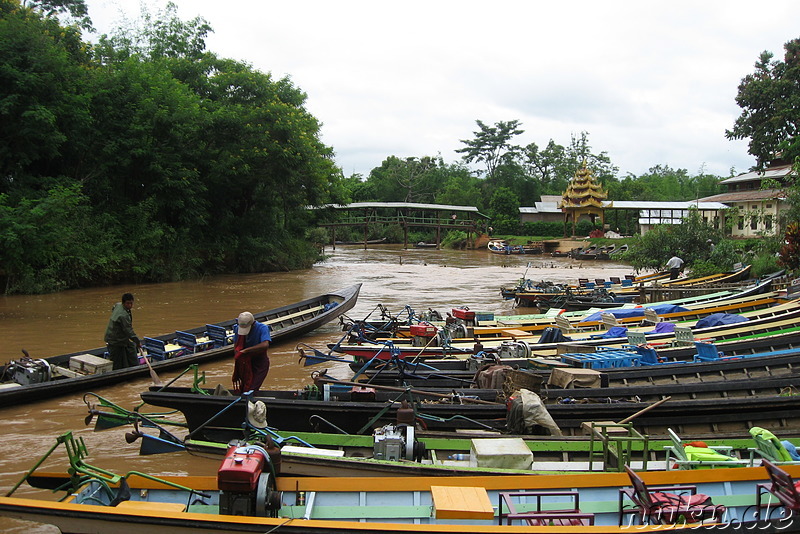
left=140, top=348, right=163, bottom=387
left=618, top=395, right=671, bottom=424
left=315, top=377, right=500, bottom=405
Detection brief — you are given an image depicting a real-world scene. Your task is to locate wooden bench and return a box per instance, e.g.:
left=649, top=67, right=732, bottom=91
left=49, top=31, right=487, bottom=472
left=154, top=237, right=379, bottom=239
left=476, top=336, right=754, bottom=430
left=115, top=500, right=187, bottom=513
left=430, top=485, right=494, bottom=520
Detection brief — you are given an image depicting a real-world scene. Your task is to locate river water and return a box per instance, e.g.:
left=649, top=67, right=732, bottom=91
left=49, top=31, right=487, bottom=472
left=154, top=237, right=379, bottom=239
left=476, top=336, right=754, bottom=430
left=0, top=245, right=632, bottom=532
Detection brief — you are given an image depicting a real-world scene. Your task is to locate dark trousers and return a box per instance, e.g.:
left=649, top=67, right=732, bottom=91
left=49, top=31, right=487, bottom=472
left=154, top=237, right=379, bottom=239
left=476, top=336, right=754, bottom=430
left=669, top=268, right=681, bottom=280
left=108, top=342, right=138, bottom=370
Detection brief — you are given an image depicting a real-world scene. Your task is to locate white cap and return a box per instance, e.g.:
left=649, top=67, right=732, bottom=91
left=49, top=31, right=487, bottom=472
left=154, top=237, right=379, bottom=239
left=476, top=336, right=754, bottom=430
left=237, top=311, right=255, bottom=335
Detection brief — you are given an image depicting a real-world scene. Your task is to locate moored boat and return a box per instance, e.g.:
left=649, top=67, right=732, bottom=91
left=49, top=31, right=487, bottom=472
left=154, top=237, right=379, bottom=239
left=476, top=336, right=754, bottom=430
left=1, top=430, right=796, bottom=533
left=0, top=284, right=361, bottom=406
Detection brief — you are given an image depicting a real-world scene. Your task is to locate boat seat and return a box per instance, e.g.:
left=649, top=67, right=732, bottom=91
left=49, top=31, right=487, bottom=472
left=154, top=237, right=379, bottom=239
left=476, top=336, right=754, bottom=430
left=600, top=312, right=619, bottom=328
left=664, top=428, right=751, bottom=470
left=205, top=324, right=233, bottom=348
left=499, top=490, right=594, bottom=526
left=143, top=338, right=189, bottom=361
left=756, top=460, right=800, bottom=518
left=748, top=427, right=800, bottom=466
left=622, top=279, right=633, bottom=287
left=625, top=331, right=647, bottom=347
left=621, top=466, right=726, bottom=525
left=578, top=278, right=589, bottom=288
left=643, top=308, right=662, bottom=324
left=693, top=341, right=728, bottom=362
left=175, top=331, right=215, bottom=353
left=115, top=500, right=187, bottom=513
left=430, top=485, right=493, bottom=520
left=672, top=326, right=695, bottom=347
left=609, top=277, right=621, bottom=285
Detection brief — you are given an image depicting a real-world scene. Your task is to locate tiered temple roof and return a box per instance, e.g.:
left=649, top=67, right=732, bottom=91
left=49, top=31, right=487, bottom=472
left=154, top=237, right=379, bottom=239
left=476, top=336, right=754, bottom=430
left=559, top=166, right=608, bottom=209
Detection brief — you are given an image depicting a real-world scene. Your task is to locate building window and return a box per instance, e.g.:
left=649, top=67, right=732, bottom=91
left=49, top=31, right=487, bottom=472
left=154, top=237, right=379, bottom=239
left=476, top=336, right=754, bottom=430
left=738, top=217, right=744, bottom=230
left=751, top=216, right=758, bottom=230
left=765, top=215, right=773, bottom=231
left=766, top=204, right=772, bottom=209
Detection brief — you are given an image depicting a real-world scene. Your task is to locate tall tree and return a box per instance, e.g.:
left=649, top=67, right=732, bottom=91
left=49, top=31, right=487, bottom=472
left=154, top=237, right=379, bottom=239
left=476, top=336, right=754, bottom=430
left=456, top=120, right=524, bottom=180
left=726, top=37, right=800, bottom=168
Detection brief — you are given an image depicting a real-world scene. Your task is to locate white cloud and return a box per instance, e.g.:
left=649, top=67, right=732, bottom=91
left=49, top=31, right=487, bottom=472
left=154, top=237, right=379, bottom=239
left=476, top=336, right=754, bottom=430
left=85, top=0, right=800, bottom=181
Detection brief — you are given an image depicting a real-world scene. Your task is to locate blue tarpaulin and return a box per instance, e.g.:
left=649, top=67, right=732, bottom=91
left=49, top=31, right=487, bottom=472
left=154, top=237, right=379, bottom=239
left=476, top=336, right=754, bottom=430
left=647, top=321, right=676, bottom=334
left=579, top=304, right=690, bottom=323
left=695, top=313, right=749, bottom=329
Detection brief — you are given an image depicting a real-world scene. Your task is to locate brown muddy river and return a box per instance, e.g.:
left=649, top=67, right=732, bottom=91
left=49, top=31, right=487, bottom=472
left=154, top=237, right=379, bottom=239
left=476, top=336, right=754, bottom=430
left=0, top=245, right=633, bottom=532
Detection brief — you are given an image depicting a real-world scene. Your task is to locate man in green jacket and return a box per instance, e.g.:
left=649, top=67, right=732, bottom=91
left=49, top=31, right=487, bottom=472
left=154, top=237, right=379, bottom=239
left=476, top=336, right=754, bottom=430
left=104, top=292, right=141, bottom=370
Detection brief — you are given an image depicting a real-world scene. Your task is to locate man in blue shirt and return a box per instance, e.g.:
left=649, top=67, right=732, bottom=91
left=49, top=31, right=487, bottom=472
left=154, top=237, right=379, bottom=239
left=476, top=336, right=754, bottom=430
left=232, top=311, right=271, bottom=393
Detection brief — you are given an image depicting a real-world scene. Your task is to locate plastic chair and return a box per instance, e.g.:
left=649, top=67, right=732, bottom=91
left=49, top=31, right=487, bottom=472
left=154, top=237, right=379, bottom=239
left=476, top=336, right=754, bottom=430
left=748, top=427, right=800, bottom=465
left=664, top=428, right=751, bottom=470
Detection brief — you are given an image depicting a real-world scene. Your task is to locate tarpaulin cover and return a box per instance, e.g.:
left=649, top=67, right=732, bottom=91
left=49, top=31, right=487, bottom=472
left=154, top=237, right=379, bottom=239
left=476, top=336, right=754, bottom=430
left=537, top=327, right=572, bottom=344
left=694, top=313, right=749, bottom=329
left=647, top=321, right=676, bottom=334
left=579, top=304, right=689, bottom=323
left=598, top=326, right=628, bottom=339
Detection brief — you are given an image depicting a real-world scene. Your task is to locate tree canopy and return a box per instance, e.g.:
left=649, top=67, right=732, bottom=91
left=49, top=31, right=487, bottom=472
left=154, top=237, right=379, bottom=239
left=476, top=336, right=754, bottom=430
left=0, top=0, right=339, bottom=293
left=726, top=37, right=800, bottom=168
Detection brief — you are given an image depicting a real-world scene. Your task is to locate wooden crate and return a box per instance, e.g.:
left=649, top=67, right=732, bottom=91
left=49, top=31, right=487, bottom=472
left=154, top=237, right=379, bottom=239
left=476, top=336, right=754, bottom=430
left=69, top=353, right=113, bottom=375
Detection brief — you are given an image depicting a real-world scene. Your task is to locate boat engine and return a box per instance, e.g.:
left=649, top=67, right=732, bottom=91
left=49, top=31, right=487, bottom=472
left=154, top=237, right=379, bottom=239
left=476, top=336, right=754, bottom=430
left=218, top=444, right=282, bottom=517
left=373, top=424, right=425, bottom=461
left=497, top=340, right=531, bottom=359
left=409, top=323, right=438, bottom=347
left=2, top=357, right=51, bottom=385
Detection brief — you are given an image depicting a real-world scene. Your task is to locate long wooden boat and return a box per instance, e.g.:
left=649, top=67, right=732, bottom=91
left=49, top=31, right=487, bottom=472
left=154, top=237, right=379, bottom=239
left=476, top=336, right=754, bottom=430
left=328, top=296, right=799, bottom=361
left=505, top=264, right=754, bottom=306
left=1, top=432, right=795, bottom=533
left=140, top=380, right=800, bottom=439
left=660, top=264, right=752, bottom=287
left=0, top=284, right=361, bottom=406
left=363, top=340, right=800, bottom=389
left=488, top=239, right=543, bottom=254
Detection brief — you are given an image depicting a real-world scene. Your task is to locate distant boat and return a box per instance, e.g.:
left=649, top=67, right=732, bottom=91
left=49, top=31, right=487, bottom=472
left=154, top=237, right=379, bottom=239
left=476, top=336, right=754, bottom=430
left=488, top=239, right=542, bottom=255
left=414, top=241, right=438, bottom=248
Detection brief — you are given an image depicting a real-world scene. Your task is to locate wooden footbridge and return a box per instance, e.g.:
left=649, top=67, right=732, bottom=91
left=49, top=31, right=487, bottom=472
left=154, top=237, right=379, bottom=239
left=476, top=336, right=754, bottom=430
left=312, top=202, right=490, bottom=249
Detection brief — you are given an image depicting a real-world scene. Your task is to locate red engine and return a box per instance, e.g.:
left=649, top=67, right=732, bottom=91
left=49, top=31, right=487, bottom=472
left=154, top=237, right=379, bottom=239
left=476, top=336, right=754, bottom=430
left=218, top=444, right=282, bottom=516
left=451, top=307, right=475, bottom=322
left=409, top=323, right=437, bottom=337
left=218, top=445, right=265, bottom=492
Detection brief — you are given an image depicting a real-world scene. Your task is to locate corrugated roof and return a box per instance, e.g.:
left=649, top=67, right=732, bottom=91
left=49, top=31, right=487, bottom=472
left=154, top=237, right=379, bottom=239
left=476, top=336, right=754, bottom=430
left=522, top=200, right=728, bottom=211
left=720, top=164, right=794, bottom=184
left=698, top=189, right=785, bottom=203
left=314, top=202, right=481, bottom=212
left=607, top=200, right=729, bottom=210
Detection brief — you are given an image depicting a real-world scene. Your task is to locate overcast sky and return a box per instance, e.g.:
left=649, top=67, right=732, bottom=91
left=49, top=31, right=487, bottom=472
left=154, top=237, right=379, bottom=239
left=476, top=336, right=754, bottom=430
left=83, top=1, right=800, bottom=180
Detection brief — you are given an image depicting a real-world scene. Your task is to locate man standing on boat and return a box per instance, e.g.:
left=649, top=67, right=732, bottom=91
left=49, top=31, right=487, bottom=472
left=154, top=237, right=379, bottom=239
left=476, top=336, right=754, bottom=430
left=666, top=254, right=685, bottom=280
left=232, top=311, right=271, bottom=394
left=104, top=293, right=141, bottom=370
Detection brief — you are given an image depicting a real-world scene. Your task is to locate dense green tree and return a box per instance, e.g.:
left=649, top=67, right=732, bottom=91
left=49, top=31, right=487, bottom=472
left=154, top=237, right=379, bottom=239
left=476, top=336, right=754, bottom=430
left=456, top=120, right=523, bottom=180
left=624, top=209, right=724, bottom=272
left=726, top=37, right=800, bottom=167
left=0, top=1, right=92, bottom=195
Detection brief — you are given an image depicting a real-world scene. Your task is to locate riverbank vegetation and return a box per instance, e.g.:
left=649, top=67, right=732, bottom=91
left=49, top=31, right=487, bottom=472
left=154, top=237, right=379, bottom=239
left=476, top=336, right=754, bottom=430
left=1, top=1, right=339, bottom=293
left=1, top=1, right=798, bottom=293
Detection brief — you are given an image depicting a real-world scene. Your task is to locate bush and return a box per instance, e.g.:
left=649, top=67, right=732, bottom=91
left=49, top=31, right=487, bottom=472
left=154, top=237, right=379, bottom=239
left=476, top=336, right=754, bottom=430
left=520, top=221, right=563, bottom=237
